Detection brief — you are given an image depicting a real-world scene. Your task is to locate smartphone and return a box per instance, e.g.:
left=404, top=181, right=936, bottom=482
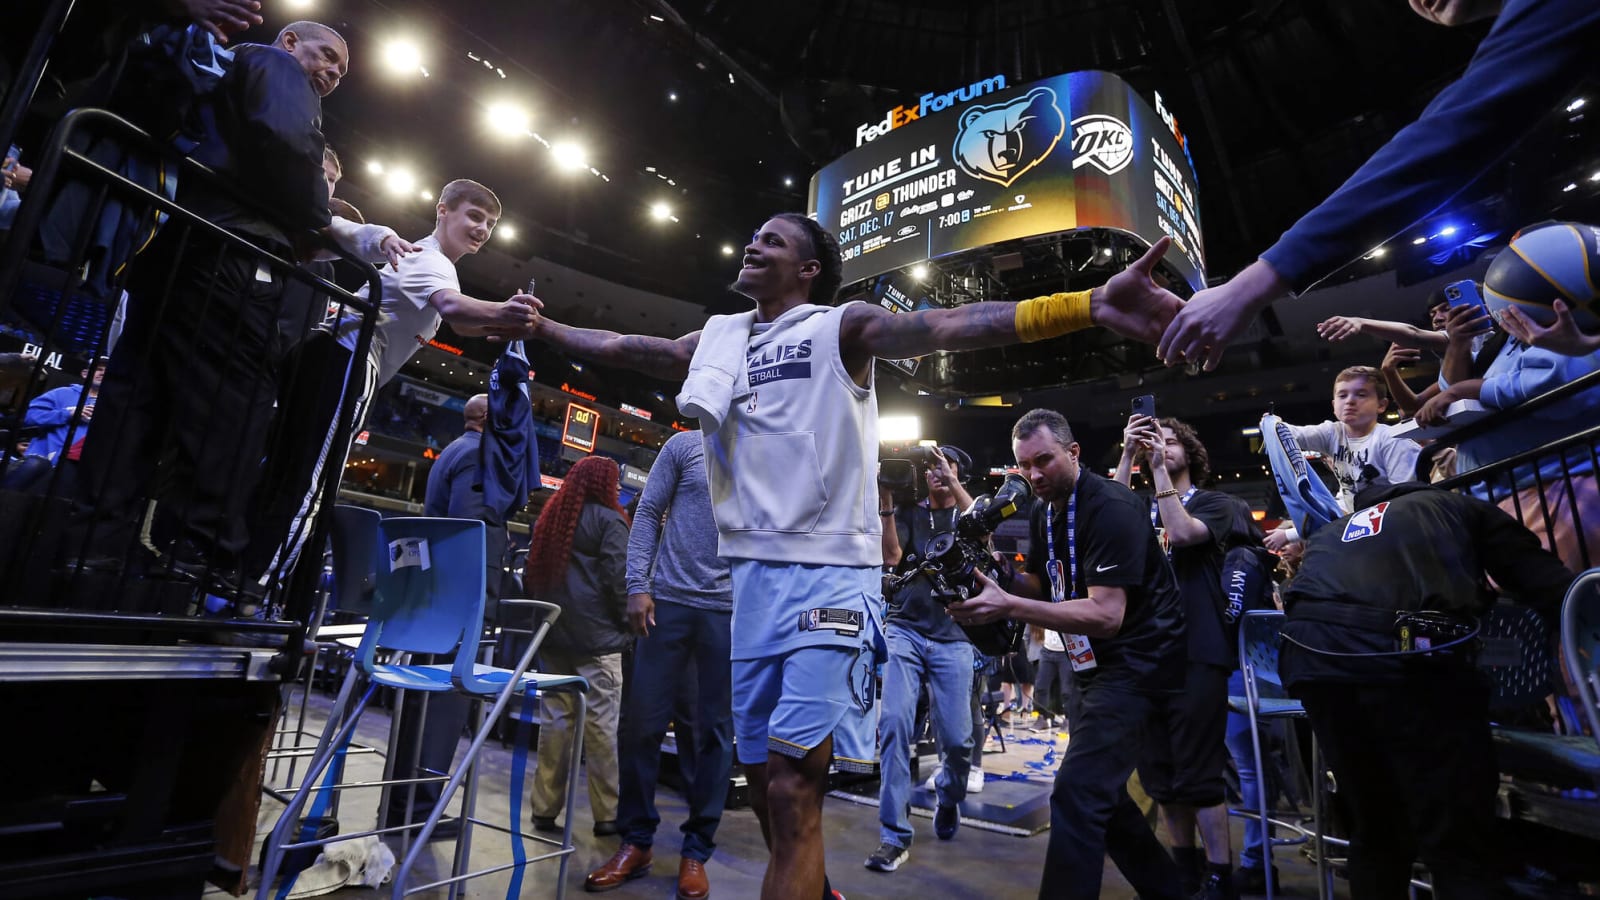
left=1443, top=280, right=1487, bottom=314
left=1131, top=394, right=1156, bottom=421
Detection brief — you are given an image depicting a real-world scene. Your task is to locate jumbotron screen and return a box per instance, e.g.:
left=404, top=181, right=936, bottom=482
left=808, top=70, right=1205, bottom=291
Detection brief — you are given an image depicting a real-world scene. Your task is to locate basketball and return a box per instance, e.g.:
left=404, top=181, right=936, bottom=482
left=1482, top=221, right=1600, bottom=330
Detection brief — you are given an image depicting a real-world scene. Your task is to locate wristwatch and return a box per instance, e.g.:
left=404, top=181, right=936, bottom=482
left=878, top=509, right=895, bottom=517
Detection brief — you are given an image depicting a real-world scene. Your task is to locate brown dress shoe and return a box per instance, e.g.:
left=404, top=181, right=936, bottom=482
left=584, top=844, right=652, bottom=892
left=676, top=858, right=710, bottom=900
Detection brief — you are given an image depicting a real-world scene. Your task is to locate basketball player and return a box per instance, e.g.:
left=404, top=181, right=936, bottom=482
left=524, top=213, right=1184, bottom=900
left=1158, top=0, right=1600, bottom=369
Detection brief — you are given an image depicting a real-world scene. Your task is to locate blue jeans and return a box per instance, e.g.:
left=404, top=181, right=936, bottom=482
left=1225, top=667, right=1268, bottom=870
left=877, top=623, right=974, bottom=849
left=616, top=600, right=734, bottom=862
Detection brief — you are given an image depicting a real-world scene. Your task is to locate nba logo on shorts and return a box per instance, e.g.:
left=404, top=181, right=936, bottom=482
left=1341, top=502, right=1389, bottom=543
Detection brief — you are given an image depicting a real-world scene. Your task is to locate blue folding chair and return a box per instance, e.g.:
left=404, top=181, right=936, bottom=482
left=256, top=517, right=587, bottom=900
left=268, top=506, right=382, bottom=792
left=1228, top=609, right=1328, bottom=900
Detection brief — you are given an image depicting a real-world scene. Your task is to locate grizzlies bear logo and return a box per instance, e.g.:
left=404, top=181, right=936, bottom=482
left=952, top=87, right=1066, bottom=188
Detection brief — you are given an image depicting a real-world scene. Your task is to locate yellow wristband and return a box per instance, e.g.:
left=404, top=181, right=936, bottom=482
left=1014, top=290, right=1093, bottom=342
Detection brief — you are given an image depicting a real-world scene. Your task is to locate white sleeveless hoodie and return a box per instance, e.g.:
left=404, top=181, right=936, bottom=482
left=701, top=301, right=881, bottom=567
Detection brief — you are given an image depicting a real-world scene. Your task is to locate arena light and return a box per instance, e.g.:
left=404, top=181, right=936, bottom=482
left=784, top=176, right=795, bottom=188
left=1364, top=246, right=1387, bottom=260
left=1438, top=225, right=1457, bottom=237
left=285, top=0, right=314, bottom=8
left=1590, top=171, right=1600, bottom=182
left=385, top=167, right=418, bottom=196
left=1563, top=182, right=1578, bottom=192
left=1412, top=236, right=1427, bottom=245
left=498, top=224, right=516, bottom=241
left=366, top=160, right=384, bottom=175
left=721, top=244, right=736, bottom=256
left=419, top=189, right=433, bottom=200
left=668, top=91, right=678, bottom=102
left=910, top=263, right=928, bottom=281
left=551, top=141, right=588, bottom=172
left=1569, top=97, right=1588, bottom=113
left=650, top=201, right=673, bottom=221
left=879, top=415, right=921, bottom=443
left=383, top=39, right=425, bottom=76
left=484, top=101, right=531, bottom=139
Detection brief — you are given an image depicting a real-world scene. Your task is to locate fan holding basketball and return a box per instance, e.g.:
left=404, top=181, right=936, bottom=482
left=1491, top=221, right=1600, bottom=356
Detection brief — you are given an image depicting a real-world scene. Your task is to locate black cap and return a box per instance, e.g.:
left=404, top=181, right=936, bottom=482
left=939, top=445, right=973, bottom=484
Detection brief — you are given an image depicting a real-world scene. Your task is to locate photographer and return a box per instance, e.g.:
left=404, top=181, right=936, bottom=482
left=866, top=445, right=978, bottom=873
left=951, top=409, right=1187, bottom=900
left=1115, top=414, right=1244, bottom=899
left=1280, top=476, right=1573, bottom=898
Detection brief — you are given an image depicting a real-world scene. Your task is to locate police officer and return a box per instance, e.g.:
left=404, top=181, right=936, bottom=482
left=1279, top=476, right=1573, bottom=899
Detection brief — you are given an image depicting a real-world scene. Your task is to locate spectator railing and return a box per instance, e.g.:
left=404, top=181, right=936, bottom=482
left=0, top=107, right=381, bottom=652
left=1419, top=364, right=1600, bottom=573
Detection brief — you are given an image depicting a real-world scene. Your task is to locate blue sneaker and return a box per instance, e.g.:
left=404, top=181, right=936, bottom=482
left=934, top=802, right=960, bottom=840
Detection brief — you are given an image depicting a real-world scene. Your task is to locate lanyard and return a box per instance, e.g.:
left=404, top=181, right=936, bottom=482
left=1045, top=477, right=1082, bottom=600
left=925, top=502, right=957, bottom=538
left=1149, top=486, right=1197, bottom=527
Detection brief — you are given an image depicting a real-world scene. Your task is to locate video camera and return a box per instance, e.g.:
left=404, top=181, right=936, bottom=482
left=878, top=445, right=971, bottom=504
left=886, top=473, right=1033, bottom=656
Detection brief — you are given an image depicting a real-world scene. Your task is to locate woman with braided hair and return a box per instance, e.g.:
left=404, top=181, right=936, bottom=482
left=524, top=455, right=631, bottom=836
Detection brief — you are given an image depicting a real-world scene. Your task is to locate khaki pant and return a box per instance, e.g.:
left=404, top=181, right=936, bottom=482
left=529, top=647, right=623, bottom=823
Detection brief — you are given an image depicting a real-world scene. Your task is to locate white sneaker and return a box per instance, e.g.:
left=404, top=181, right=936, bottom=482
left=922, top=766, right=941, bottom=791
left=967, top=769, right=985, bottom=794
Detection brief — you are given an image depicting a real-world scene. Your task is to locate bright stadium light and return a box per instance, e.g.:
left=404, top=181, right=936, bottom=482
left=385, top=168, right=418, bottom=196
left=650, top=202, right=672, bottom=221
left=498, top=224, right=516, bottom=241
left=551, top=141, right=588, bottom=171
left=910, top=263, right=928, bottom=281
left=879, top=415, right=921, bottom=443
left=367, top=160, right=384, bottom=175
left=383, top=39, right=424, bottom=76
left=485, top=101, right=531, bottom=138
left=721, top=244, right=736, bottom=256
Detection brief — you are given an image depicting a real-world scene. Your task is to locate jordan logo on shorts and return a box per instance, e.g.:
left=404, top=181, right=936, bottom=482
left=798, top=608, right=862, bottom=636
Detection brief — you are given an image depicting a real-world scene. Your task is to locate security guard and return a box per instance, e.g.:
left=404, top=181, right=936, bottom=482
left=1279, top=477, right=1573, bottom=900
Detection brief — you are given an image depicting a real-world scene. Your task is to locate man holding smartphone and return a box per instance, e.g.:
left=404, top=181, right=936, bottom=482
left=1116, top=409, right=1249, bottom=898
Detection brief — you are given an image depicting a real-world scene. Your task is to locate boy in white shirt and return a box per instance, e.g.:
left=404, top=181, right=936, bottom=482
left=260, top=179, right=538, bottom=589
left=1266, top=366, right=1422, bottom=553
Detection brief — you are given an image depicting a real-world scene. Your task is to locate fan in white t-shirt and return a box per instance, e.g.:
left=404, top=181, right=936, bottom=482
left=333, top=178, right=541, bottom=389
left=1265, top=366, right=1422, bottom=553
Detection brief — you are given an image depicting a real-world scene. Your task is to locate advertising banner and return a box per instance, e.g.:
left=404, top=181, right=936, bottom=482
left=809, top=70, right=1204, bottom=291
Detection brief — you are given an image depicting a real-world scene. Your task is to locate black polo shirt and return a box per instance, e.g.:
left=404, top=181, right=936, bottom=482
left=1026, top=472, right=1186, bottom=693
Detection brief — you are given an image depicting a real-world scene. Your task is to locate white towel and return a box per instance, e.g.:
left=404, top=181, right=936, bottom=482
left=676, top=310, right=758, bottom=430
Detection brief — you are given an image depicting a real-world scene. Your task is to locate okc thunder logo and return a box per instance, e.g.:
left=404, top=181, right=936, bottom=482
left=1070, top=114, right=1134, bottom=175
left=952, top=87, right=1066, bottom=188
left=1341, top=502, right=1390, bottom=543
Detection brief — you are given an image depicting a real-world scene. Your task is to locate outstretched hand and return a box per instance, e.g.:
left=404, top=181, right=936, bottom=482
left=1499, top=300, right=1600, bottom=357
left=173, top=0, right=263, bottom=43
left=1157, top=259, right=1290, bottom=371
left=1091, top=236, right=1185, bottom=345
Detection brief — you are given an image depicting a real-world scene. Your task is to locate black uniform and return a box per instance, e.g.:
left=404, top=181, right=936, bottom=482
left=1281, top=481, right=1573, bottom=900
left=1025, top=471, right=1187, bottom=900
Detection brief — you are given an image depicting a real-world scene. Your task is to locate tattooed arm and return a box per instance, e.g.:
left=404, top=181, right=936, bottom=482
left=839, top=237, right=1180, bottom=381
left=532, top=318, right=702, bottom=380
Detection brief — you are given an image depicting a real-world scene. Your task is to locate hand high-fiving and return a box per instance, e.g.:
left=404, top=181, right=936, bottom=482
left=1092, top=237, right=1185, bottom=345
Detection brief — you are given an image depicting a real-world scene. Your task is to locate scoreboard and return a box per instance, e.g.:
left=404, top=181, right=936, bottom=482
left=809, top=70, right=1205, bottom=292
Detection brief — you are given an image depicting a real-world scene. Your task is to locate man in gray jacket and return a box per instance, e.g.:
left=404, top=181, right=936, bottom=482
left=584, top=430, right=732, bottom=900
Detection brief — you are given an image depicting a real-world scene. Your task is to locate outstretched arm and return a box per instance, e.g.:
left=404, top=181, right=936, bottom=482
left=1317, top=316, right=1448, bottom=350
left=840, top=237, right=1181, bottom=372
left=531, top=318, right=702, bottom=380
